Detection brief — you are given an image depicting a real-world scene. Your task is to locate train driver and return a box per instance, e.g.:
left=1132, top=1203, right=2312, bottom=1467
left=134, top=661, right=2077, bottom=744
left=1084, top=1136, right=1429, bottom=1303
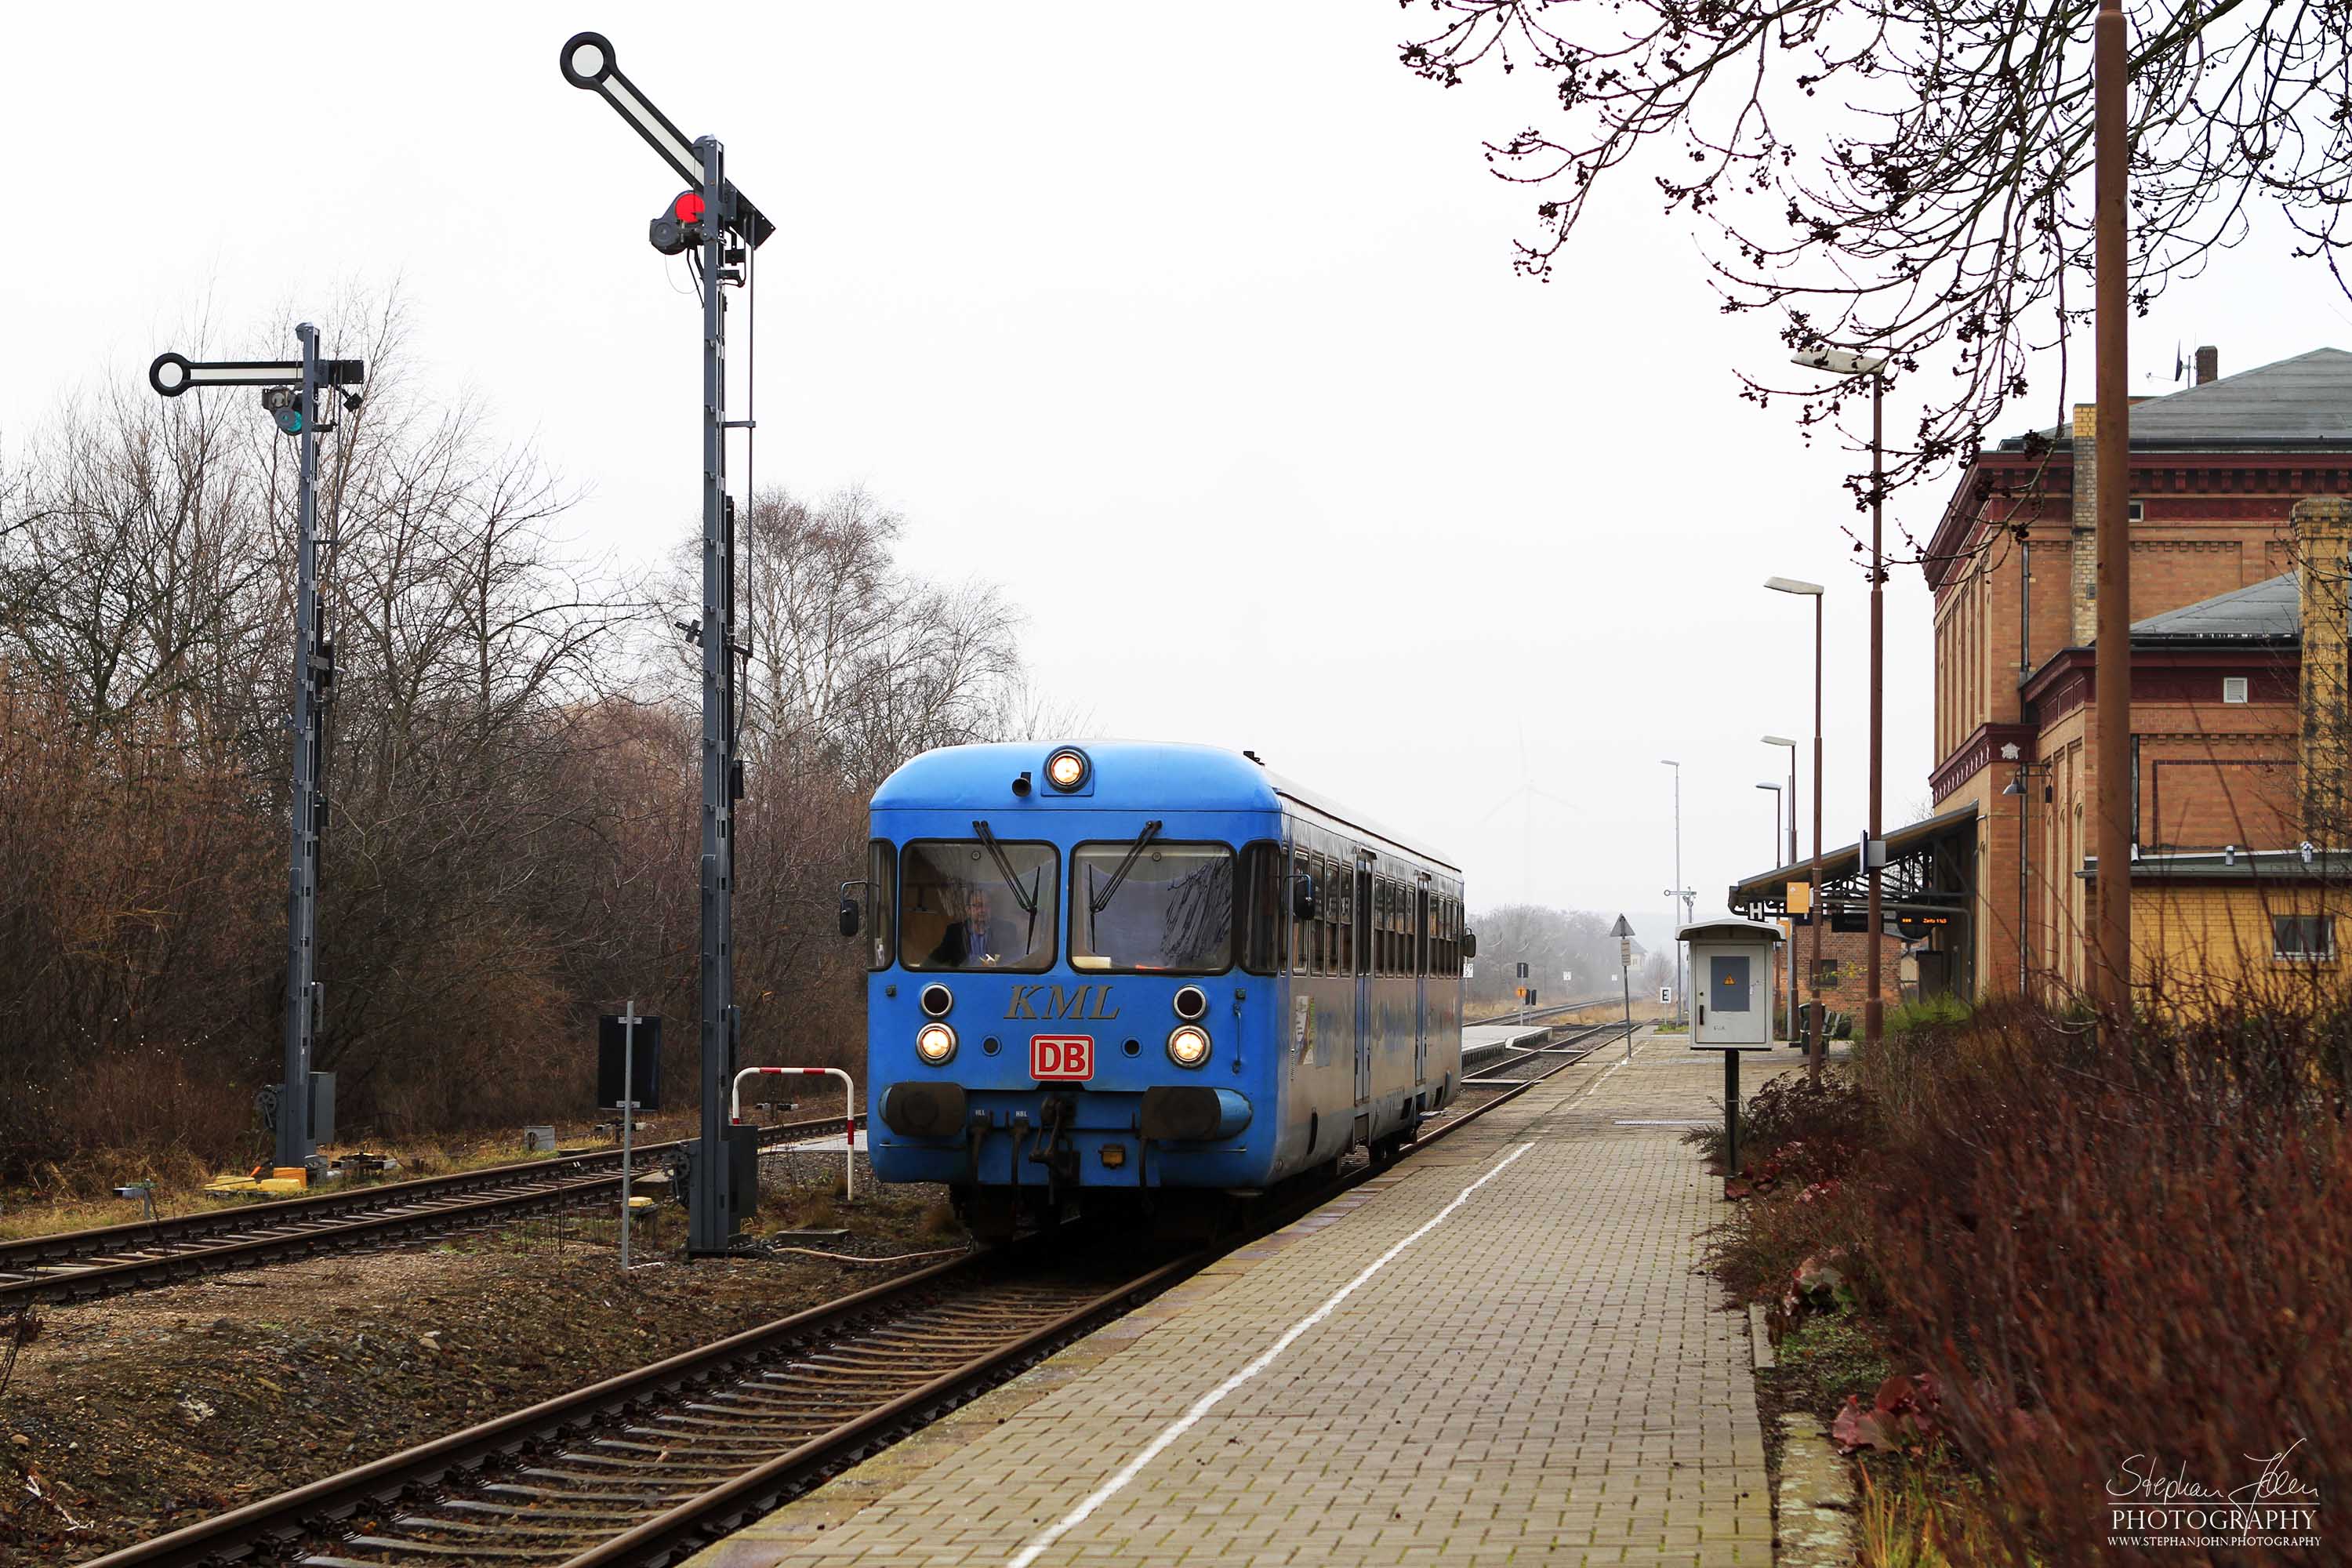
left=931, top=883, right=1017, bottom=968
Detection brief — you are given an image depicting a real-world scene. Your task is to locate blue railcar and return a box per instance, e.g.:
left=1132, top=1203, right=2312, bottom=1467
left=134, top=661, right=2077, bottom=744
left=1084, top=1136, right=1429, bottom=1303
left=848, top=740, right=1468, bottom=1233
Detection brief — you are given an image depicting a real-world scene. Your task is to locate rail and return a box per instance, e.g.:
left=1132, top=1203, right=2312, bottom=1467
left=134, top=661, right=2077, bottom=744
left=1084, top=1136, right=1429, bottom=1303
left=0, top=1111, right=858, bottom=1306
left=81, top=1022, right=1642, bottom=1568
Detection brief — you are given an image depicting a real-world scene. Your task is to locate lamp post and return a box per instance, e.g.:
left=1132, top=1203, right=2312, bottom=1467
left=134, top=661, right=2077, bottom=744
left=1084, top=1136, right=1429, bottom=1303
left=1755, top=782, right=1783, bottom=867
left=1755, top=782, right=1784, bottom=1038
left=1788, top=347, right=1891, bottom=1058
left=1766, top=576, right=1827, bottom=1076
left=1762, top=736, right=1798, bottom=1043
left=1661, top=759, right=1688, bottom=1029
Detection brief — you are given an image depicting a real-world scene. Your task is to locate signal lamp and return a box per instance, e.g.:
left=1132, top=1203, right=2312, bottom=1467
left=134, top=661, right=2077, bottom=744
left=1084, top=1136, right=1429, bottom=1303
left=648, top=190, right=706, bottom=256
left=920, top=983, right=953, bottom=1018
left=915, top=1021, right=957, bottom=1065
left=1045, top=748, right=1089, bottom=791
left=1173, top=985, right=1208, bottom=1022
left=260, top=386, right=304, bottom=436
left=1166, top=1025, right=1210, bottom=1069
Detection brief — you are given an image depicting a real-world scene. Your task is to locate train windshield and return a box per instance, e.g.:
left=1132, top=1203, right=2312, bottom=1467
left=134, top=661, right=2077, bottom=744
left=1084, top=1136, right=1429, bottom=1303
left=1070, top=840, right=1234, bottom=974
left=899, top=839, right=1058, bottom=972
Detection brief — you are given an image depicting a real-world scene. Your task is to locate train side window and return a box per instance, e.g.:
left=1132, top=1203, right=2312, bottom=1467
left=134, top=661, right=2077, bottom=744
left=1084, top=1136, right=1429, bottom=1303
left=1337, top=854, right=1352, bottom=976
left=1352, top=863, right=1371, bottom=976
left=866, top=839, right=898, bottom=971
left=1338, top=866, right=1353, bottom=975
left=1311, top=853, right=1329, bottom=975
left=1240, top=840, right=1283, bottom=975
left=1292, top=848, right=1312, bottom=975
left=1415, top=888, right=1429, bottom=977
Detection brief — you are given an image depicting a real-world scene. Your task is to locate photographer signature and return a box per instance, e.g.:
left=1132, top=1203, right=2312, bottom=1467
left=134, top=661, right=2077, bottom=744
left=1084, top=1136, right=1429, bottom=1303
left=2109, top=1442, right=2319, bottom=1508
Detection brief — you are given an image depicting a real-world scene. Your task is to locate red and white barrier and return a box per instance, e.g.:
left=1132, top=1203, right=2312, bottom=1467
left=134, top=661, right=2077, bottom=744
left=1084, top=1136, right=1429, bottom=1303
left=731, top=1065, right=856, bottom=1200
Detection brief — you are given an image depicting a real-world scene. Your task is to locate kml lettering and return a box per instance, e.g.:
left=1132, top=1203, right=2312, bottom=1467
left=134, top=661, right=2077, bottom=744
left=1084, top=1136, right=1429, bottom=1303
left=1006, top=985, right=1119, bottom=1020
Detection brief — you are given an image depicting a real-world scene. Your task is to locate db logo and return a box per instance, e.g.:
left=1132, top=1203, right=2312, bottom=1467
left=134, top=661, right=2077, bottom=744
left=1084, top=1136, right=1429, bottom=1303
left=1030, top=1035, right=1094, bottom=1080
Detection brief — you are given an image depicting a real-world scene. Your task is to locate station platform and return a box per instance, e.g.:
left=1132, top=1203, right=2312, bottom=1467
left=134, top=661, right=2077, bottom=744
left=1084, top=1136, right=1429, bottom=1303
left=1458, top=1021, right=1553, bottom=1073
left=692, top=1029, right=1787, bottom=1568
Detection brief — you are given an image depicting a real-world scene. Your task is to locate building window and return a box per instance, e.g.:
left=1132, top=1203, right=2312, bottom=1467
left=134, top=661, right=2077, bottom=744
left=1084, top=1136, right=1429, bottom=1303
left=2126, top=499, right=2144, bottom=522
left=2273, top=915, right=2335, bottom=963
left=1812, top=958, right=1844, bottom=987
left=2222, top=676, right=2249, bottom=704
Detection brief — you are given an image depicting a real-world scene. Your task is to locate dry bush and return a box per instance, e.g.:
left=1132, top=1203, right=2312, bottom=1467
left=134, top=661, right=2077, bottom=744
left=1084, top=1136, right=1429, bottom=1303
left=1859, top=1004, right=2350, bottom=1564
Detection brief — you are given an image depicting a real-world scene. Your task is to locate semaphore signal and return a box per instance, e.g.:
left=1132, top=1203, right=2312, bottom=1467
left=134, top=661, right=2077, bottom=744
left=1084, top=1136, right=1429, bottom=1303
left=558, top=30, right=774, bottom=1256
left=148, top=332, right=367, bottom=1176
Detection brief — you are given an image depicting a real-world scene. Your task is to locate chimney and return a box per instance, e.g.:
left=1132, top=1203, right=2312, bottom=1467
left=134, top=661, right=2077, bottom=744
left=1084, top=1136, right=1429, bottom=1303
left=2295, top=497, right=2352, bottom=838
left=2194, top=345, right=2219, bottom=386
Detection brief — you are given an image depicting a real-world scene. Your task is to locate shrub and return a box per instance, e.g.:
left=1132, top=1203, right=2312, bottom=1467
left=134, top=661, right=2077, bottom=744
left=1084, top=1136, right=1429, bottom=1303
left=1884, top=993, right=1970, bottom=1040
left=1688, top=1069, right=1876, bottom=1183
left=1859, top=1003, right=2351, bottom=1563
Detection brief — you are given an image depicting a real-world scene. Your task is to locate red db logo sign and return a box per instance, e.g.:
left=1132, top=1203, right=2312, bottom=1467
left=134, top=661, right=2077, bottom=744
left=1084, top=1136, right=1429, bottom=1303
left=1030, top=1035, right=1094, bottom=1080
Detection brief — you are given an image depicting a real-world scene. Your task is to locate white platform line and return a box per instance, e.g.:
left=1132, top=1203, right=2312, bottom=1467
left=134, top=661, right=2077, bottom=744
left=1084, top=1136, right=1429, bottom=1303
left=1003, top=1141, right=1537, bottom=1568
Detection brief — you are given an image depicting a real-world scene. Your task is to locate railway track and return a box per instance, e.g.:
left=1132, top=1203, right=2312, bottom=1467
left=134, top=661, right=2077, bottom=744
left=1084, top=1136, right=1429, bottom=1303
left=0, top=1116, right=857, bottom=1308
left=1457, top=1016, right=1636, bottom=1087
left=82, top=1025, right=1649, bottom=1568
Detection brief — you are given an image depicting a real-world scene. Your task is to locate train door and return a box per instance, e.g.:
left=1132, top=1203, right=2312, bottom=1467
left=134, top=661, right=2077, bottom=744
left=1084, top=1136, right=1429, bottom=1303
left=1352, top=855, right=1373, bottom=1133
left=1413, top=887, right=1430, bottom=1086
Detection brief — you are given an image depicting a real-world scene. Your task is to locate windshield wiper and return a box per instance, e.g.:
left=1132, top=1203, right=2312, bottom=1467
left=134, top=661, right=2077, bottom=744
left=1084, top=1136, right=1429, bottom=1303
left=972, top=818, right=1043, bottom=951
left=1090, top=820, right=1163, bottom=914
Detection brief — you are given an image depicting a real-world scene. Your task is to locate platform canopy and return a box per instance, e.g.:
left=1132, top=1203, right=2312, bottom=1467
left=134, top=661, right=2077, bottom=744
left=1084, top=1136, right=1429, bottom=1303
left=1726, top=800, right=1978, bottom=927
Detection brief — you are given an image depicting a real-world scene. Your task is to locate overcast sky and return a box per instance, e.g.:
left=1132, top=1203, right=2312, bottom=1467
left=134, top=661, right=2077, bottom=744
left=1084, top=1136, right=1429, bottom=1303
left=8, top=3, right=2352, bottom=960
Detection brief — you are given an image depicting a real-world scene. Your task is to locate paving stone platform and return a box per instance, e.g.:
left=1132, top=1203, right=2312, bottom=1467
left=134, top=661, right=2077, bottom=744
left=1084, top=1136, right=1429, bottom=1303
left=691, top=1030, right=1791, bottom=1567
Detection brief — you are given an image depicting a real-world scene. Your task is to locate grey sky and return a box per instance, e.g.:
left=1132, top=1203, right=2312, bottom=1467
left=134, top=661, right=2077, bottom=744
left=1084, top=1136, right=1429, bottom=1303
left=7, top=2, right=2351, bottom=956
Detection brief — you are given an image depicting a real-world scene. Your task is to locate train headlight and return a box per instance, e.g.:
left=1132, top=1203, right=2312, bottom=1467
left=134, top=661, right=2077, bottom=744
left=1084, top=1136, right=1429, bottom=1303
left=920, top=983, right=953, bottom=1018
left=1045, top=748, right=1089, bottom=791
left=915, top=1022, right=958, bottom=1065
left=1173, top=985, right=1208, bottom=1022
left=1166, top=1025, right=1210, bottom=1069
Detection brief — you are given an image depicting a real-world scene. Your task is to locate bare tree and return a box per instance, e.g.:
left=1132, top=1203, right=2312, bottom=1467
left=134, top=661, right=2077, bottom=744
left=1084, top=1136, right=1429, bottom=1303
left=1403, top=0, right=2352, bottom=521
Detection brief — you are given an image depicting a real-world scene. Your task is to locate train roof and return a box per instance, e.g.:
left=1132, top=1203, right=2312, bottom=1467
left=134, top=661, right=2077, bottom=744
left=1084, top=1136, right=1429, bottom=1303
left=872, top=740, right=1460, bottom=873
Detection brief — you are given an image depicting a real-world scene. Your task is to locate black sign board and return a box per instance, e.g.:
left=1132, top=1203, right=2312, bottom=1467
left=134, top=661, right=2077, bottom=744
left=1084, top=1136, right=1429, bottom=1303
left=597, top=1014, right=663, bottom=1110
left=1829, top=908, right=1871, bottom=934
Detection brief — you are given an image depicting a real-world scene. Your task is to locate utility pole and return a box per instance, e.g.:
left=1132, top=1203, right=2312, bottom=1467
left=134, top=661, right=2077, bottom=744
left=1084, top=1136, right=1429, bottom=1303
left=1661, top=759, right=1685, bottom=1029
left=2092, top=0, right=2135, bottom=1022
left=561, top=32, right=775, bottom=1254
left=150, top=339, right=365, bottom=1174
left=1785, top=347, right=1889, bottom=1057
left=1866, top=371, right=1886, bottom=1055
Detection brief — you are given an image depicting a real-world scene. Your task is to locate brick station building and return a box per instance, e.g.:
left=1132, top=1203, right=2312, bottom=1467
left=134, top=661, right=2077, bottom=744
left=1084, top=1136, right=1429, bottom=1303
left=1735, top=346, right=2352, bottom=1007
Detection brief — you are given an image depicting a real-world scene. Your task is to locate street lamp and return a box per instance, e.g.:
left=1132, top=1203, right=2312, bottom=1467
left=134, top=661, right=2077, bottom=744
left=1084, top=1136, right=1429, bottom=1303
left=1789, top=342, right=1893, bottom=1059
left=1766, top=575, right=1827, bottom=1076
left=1661, top=759, right=1690, bottom=1029
left=1762, top=737, right=1799, bottom=866
left=1756, top=781, right=1788, bottom=1041
left=1762, top=736, right=1798, bottom=1043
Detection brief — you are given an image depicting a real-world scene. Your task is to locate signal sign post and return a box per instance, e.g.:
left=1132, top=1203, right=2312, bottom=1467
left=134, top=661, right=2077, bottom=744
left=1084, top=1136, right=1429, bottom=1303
left=561, top=33, right=774, bottom=1255
left=150, top=333, right=364, bottom=1175
left=1612, top=914, right=1636, bottom=1062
